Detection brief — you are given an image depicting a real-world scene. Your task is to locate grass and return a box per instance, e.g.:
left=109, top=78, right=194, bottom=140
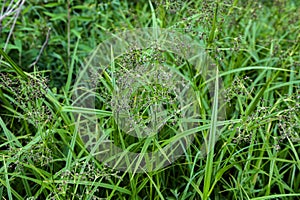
left=0, top=0, right=300, bottom=199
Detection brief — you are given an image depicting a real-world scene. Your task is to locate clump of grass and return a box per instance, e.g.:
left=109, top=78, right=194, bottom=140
left=0, top=0, right=300, bottom=199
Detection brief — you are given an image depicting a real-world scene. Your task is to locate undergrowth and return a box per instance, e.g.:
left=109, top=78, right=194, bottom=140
left=0, top=0, right=299, bottom=199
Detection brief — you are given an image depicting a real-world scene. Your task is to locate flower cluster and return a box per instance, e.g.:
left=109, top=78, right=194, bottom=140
left=224, top=76, right=253, bottom=106
left=276, top=90, right=300, bottom=144
left=0, top=72, right=52, bottom=127
left=47, top=160, right=121, bottom=199
left=5, top=137, right=53, bottom=172
left=227, top=80, right=300, bottom=151
left=110, top=46, right=188, bottom=134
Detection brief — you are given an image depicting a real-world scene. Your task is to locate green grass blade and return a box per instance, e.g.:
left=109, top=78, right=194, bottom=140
left=245, top=71, right=279, bottom=116
left=0, top=117, right=22, bottom=147
left=203, top=69, right=219, bottom=199
left=65, top=36, right=80, bottom=95
left=0, top=48, right=27, bottom=80
left=3, top=155, right=13, bottom=200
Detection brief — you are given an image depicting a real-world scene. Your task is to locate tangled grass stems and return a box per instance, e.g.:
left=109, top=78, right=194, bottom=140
left=0, top=0, right=299, bottom=199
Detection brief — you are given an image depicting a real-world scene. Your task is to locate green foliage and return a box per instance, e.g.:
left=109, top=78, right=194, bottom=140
left=0, top=0, right=300, bottom=199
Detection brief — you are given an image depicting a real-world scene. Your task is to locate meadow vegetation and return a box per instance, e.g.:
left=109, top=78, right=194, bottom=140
left=0, top=0, right=299, bottom=199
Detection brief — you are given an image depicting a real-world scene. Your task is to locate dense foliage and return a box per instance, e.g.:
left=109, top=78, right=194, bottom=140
left=0, top=0, right=299, bottom=199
